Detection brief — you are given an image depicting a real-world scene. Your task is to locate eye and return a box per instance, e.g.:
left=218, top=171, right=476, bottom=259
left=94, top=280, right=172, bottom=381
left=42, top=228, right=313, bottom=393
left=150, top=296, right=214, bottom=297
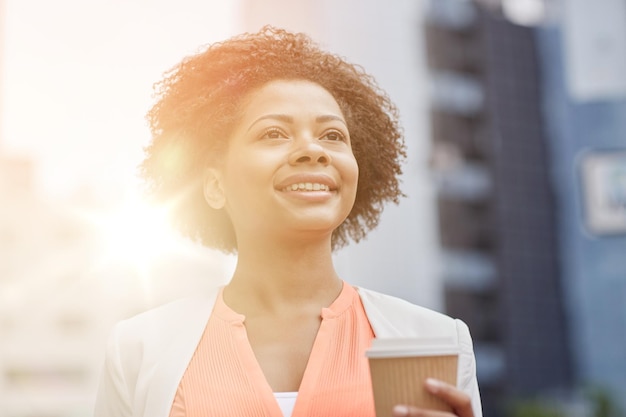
left=321, top=129, right=346, bottom=142
left=260, top=127, right=287, bottom=140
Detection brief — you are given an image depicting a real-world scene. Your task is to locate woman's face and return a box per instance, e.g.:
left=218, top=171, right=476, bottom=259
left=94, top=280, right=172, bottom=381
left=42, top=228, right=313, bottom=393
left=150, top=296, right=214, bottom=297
left=206, top=79, right=359, bottom=246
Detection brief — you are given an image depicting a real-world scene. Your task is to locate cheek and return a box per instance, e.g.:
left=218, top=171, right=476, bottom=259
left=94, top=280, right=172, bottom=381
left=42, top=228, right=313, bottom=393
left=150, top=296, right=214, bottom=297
left=222, top=156, right=273, bottom=201
left=344, top=155, right=360, bottom=190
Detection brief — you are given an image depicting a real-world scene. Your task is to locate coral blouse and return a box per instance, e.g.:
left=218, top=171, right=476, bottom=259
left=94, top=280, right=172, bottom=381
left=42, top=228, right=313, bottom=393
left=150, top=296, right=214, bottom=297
left=168, top=283, right=376, bottom=417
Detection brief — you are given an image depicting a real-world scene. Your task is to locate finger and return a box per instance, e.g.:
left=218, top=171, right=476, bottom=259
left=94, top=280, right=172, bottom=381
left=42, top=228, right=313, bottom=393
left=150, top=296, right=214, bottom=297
left=424, top=379, right=474, bottom=417
left=392, top=404, right=452, bottom=417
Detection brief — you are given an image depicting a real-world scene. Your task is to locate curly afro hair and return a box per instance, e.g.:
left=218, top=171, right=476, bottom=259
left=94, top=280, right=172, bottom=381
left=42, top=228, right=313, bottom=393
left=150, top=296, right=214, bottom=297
left=141, top=26, right=405, bottom=253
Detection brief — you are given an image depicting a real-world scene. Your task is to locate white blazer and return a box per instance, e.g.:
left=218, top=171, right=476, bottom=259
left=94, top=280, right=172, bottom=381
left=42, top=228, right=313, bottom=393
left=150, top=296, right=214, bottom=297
left=94, top=287, right=482, bottom=417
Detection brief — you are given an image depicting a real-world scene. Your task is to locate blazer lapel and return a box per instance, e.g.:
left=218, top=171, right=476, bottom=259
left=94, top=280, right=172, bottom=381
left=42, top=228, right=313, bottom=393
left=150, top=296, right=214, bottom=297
left=357, top=286, right=458, bottom=339
left=357, top=287, right=405, bottom=337
left=142, top=288, right=220, bottom=417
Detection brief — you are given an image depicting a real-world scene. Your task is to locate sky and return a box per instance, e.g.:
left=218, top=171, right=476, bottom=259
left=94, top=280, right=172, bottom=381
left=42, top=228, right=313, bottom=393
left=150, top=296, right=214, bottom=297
left=0, top=0, right=239, bottom=199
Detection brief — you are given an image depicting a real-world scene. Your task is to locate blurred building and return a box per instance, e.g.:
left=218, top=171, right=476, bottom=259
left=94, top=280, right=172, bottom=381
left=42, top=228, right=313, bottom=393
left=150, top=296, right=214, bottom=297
left=0, top=19, right=229, bottom=415
left=0, top=140, right=133, bottom=416
left=426, top=0, right=626, bottom=415
left=1, top=0, right=99, bottom=412
left=0, top=164, right=231, bottom=416
left=536, top=0, right=626, bottom=410
left=424, top=2, right=570, bottom=415
left=0, top=170, right=107, bottom=416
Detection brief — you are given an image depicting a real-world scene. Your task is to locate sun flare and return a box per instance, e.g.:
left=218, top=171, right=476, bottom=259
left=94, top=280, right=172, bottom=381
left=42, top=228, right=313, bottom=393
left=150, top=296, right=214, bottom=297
left=88, top=194, right=183, bottom=273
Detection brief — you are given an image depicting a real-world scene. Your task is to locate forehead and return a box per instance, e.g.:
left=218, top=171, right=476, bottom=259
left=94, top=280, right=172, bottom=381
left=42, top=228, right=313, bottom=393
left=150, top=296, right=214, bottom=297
left=238, top=79, right=344, bottom=119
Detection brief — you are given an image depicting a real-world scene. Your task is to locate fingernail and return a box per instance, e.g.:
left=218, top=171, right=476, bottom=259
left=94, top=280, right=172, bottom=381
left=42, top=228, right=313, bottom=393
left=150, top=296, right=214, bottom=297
left=393, top=404, right=410, bottom=416
left=425, top=378, right=443, bottom=393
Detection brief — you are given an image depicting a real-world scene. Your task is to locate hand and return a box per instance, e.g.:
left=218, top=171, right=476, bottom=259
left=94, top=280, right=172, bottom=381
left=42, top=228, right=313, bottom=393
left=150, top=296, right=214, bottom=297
left=391, top=378, right=474, bottom=417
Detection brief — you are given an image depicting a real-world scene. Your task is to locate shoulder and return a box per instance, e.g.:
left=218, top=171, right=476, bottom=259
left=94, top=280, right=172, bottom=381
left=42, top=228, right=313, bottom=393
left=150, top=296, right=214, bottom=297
left=95, top=290, right=220, bottom=416
left=356, top=286, right=458, bottom=339
left=104, top=291, right=219, bottom=383
left=109, top=290, right=219, bottom=360
left=113, top=294, right=215, bottom=338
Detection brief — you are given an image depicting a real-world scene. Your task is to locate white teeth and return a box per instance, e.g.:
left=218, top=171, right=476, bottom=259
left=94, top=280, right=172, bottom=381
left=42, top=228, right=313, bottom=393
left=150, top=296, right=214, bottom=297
left=284, top=182, right=330, bottom=192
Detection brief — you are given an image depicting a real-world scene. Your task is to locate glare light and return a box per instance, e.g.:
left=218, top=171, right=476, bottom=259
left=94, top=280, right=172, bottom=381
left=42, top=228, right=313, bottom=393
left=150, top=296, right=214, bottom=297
left=88, top=195, right=182, bottom=273
left=502, top=0, right=546, bottom=26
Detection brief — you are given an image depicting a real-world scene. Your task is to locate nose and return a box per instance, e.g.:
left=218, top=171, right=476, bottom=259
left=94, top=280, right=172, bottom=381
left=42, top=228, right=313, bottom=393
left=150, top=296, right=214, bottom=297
left=288, top=139, right=331, bottom=166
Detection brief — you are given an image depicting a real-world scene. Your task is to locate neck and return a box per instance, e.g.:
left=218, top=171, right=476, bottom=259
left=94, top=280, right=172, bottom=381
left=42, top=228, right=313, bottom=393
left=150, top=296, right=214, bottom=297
left=224, top=237, right=342, bottom=315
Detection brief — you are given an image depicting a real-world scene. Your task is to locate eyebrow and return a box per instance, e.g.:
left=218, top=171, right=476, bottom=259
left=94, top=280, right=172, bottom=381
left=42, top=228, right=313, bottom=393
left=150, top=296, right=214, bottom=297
left=246, top=114, right=347, bottom=132
left=316, top=115, right=348, bottom=126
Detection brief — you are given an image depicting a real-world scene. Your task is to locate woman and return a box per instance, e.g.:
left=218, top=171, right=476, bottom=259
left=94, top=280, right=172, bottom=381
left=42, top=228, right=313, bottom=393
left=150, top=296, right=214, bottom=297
left=94, top=26, right=481, bottom=417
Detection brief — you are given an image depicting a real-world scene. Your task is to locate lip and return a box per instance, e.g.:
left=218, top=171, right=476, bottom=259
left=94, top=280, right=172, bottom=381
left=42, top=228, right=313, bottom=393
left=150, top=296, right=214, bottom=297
left=275, top=173, right=338, bottom=192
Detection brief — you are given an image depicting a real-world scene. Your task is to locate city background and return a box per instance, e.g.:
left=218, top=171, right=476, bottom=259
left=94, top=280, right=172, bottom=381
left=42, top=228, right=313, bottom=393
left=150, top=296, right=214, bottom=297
left=1, top=0, right=625, bottom=416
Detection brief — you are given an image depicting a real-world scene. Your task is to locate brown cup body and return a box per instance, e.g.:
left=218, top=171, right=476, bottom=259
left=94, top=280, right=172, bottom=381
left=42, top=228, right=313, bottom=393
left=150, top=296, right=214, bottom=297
left=367, top=343, right=458, bottom=417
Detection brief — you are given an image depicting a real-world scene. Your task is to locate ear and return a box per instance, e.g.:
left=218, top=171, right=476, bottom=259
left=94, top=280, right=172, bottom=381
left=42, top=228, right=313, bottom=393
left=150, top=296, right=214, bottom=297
left=203, top=168, right=226, bottom=209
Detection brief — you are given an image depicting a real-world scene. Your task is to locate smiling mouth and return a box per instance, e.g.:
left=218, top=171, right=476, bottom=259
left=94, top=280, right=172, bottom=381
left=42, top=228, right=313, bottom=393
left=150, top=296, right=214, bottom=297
left=282, top=182, right=331, bottom=192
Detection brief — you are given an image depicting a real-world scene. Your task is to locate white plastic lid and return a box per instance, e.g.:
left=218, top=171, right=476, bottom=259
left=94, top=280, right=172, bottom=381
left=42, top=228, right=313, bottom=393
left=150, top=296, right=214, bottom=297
left=366, top=337, right=459, bottom=358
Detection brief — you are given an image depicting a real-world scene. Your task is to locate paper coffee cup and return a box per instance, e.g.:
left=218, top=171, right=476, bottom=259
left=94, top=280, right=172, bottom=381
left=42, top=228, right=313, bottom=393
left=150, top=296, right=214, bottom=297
left=366, top=337, right=459, bottom=417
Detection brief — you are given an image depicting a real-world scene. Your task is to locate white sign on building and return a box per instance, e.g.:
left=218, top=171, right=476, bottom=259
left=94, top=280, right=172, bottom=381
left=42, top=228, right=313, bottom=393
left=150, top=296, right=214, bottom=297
left=580, top=149, right=626, bottom=235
